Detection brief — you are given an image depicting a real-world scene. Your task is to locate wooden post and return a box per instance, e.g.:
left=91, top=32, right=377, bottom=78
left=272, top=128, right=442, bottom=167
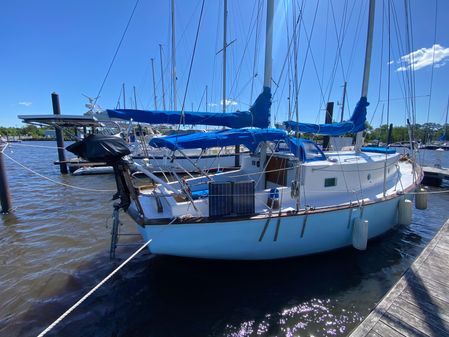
left=0, top=143, right=12, bottom=213
left=51, top=92, right=68, bottom=174
left=387, top=123, right=393, bottom=145
left=323, top=102, right=334, bottom=151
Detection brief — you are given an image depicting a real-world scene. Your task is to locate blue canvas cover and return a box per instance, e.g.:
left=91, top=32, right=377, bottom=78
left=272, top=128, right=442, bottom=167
left=149, top=128, right=287, bottom=152
left=107, top=87, right=271, bottom=129
left=283, top=96, right=369, bottom=136
left=361, top=147, right=396, bottom=154
left=287, top=137, right=327, bottom=162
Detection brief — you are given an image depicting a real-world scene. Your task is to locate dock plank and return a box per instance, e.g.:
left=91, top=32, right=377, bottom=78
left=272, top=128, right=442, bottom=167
left=401, top=290, right=449, bottom=318
left=380, top=312, right=429, bottom=337
left=406, top=269, right=449, bottom=293
left=349, top=219, right=449, bottom=337
left=395, top=297, right=449, bottom=328
left=372, top=320, right=406, bottom=337
left=387, top=302, right=449, bottom=337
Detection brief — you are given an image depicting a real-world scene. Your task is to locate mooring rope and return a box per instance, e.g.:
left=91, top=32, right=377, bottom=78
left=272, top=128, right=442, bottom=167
left=2, top=152, right=115, bottom=193
left=37, top=239, right=152, bottom=337
left=6, top=142, right=66, bottom=150
left=0, top=142, right=9, bottom=153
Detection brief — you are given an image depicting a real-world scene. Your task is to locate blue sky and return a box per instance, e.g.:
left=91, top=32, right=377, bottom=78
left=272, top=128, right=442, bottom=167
left=1, top=0, right=448, bottom=128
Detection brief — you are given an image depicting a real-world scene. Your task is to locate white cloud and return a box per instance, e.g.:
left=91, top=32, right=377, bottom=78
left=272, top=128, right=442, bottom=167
left=220, top=99, right=238, bottom=107
left=387, top=60, right=394, bottom=65
left=18, top=101, right=32, bottom=107
left=208, top=103, right=218, bottom=107
left=397, top=44, right=449, bottom=72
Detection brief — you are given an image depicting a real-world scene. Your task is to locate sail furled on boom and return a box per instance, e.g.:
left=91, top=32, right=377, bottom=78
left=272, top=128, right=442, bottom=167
left=283, top=96, right=369, bottom=136
left=107, top=88, right=272, bottom=128
left=149, top=128, right=286, bottom=152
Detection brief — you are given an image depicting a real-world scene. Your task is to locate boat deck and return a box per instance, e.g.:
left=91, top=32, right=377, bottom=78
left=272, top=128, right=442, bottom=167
left=349, top=219, right=449, bottom=337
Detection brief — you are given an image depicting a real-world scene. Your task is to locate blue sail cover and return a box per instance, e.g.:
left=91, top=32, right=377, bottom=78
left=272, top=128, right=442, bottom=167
left=149, top=128, right=287, bottom=152
left=283, top=96, right=369, bottom=136
left=107, top=87, right=271, bottom=129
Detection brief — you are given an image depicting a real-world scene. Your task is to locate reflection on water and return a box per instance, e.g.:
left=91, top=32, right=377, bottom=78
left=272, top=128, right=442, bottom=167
left=1, top=142, right=449, bottom=337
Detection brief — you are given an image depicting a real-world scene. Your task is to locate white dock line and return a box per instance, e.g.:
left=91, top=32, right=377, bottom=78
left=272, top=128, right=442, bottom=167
left=37, top=239, right=152, bottom=337
left=3, top=152, right=115, bottom=193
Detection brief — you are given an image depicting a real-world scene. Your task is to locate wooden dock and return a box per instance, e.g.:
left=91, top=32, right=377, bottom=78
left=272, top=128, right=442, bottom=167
left=349, top=219, right=449, bottom=337
left=422, top=166, right=449, bottom=186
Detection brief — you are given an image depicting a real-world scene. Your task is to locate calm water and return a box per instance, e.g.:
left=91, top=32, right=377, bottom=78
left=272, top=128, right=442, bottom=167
left=1, top=141, right=449, bottom=337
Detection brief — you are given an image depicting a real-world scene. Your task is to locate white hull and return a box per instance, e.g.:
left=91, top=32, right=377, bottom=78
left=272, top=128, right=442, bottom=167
left=137, top=194, right=409, bottom=260
left=121, top=149, right=421, bottom=260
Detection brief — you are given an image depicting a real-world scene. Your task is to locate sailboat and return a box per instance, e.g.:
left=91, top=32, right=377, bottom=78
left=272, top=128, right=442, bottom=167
left=69, top=0, right=423, bottom=260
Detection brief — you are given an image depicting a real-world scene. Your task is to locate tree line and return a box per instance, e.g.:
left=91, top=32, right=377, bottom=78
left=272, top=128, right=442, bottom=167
left=0, top=125, right=48, bottom=139
left=365, top=122, right=448, bottom=144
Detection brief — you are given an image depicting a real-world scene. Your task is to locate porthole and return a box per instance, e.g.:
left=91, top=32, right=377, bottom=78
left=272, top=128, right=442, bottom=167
left=324, top=177, right=337, bottom=187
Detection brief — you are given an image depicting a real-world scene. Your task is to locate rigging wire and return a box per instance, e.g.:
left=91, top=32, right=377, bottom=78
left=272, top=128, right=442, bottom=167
left=369, top=0, right=386, bottom=127
left=179, top=0, right=206, bottom=118
left=250, top=0, right=263, bottom=103
left=228, top=0, right=261, bottom=104
left=93, top=0, right=140, bottom=107
left=390, top=1, right=410, bottom=125
left=425, top=0, right=439, bottom=141
left=297, top=1, right=325, bottom=109
left=209, top=0, right=223, bottom=112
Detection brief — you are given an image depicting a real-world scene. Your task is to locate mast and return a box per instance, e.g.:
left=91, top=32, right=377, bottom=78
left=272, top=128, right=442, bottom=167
left=445, top=95, right=449, bottom=139
left=205, top=85, right=208, bottom=112
left=159, top=44, right=167, bottom=110
left=260, top=0, right=274, bottom=166
left=171, top=0, right=177, bottom=110
left=340, top=81, right=347, bottom=122
left=355, top=0, right=375, bottom=150
left=133, top=85, right=137, bottom=109
left=263, top=0, right=274, bottom=92
left=151, top=58, right=158, bottom=110
left=222, top=0, right=228, bottom=113
left=122, top=83, right=126, bottom=109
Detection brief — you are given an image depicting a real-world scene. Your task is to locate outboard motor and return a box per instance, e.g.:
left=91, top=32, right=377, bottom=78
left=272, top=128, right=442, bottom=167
left=66, top=134, right=133, bottom=210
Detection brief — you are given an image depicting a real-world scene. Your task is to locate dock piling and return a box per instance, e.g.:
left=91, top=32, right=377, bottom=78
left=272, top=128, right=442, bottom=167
left=0, top=144, right=12, bottom=213
left=51, top=92, right=68, bottom=174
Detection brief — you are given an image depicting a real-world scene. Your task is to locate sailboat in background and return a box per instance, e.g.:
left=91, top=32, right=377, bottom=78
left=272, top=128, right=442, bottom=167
left=104, top=0, right=265, bottom=174
left=422, top=95, right=449, bottom=150
left=68, top=0, right=424, bottom=260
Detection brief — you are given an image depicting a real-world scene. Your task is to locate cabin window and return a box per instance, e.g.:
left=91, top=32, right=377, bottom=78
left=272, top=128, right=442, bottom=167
left=303, top=142, right=325, bottom=161
left=367, top=173, right=371, bottom=181
left=324, top=177, right=337, bottom=187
